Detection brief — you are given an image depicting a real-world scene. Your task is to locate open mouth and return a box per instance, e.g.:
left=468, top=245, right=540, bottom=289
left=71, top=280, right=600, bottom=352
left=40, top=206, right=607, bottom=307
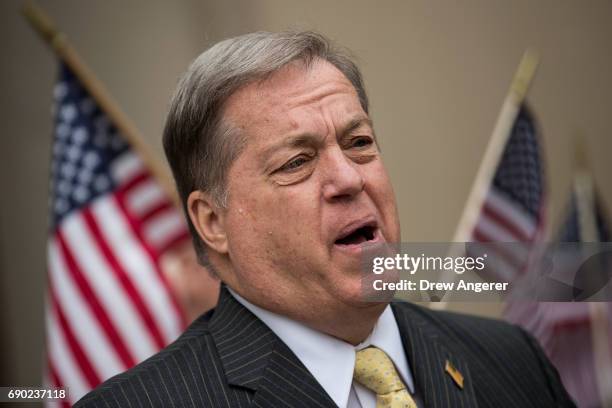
left=335, top=225, right=378, bottom=247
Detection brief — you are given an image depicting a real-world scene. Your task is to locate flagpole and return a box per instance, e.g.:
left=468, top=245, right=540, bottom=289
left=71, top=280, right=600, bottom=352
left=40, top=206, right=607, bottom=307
left=429, top=50, right=539, bottom=309
left=22, top=2, right=180, bottom=207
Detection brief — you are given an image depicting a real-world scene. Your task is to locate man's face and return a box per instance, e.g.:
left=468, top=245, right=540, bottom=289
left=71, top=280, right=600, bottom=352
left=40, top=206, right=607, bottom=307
left=219, top=59, right=400, bottom=317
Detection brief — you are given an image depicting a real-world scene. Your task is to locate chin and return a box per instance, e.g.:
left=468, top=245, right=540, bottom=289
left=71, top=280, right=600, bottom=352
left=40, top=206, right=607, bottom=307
left=331, top=279, right=382, bottom=309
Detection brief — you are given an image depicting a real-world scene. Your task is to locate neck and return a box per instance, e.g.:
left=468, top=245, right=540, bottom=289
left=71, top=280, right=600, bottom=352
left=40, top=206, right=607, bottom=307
left=310, top=302, right=387, bottom=345
left=230, top=285, right=387, bottom=346
left=218, top=265, right=388, bottom=346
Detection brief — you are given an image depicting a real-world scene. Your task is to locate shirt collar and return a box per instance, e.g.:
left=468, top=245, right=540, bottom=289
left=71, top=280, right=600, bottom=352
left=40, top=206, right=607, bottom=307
left=357, top=306, right=415, bottom=394
left=228, top=289, right=413, bottom=407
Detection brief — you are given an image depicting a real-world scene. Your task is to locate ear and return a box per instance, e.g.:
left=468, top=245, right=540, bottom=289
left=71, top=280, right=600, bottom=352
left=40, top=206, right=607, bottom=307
left=187, top=190, right=228, bottom=254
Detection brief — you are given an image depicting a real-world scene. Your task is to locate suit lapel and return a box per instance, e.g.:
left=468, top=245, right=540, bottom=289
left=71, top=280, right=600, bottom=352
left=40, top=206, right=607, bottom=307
left=248, top=346, right=339, bottom=408
left=210, top=288, right=477, bottom=408
left=209, top=286, right=337, bottom=407
left=392, top=303, right=479, bottom=408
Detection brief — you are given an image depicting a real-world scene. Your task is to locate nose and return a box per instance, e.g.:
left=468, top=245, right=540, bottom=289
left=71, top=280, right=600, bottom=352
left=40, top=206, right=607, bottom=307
left=321, top=147, right=365, bottom=202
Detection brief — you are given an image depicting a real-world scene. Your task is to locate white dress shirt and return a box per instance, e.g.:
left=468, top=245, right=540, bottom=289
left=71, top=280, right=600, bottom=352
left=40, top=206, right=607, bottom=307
left=228, top=289, right=415, bottom=408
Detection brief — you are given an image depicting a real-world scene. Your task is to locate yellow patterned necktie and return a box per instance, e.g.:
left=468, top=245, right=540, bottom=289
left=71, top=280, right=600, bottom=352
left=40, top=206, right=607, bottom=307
left=353, top=347, right=417, bottom=408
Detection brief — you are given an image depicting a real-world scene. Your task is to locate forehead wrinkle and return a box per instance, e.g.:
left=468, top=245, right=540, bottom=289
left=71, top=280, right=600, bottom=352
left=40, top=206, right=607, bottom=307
left=255, top=60, right=358, bottom=111
left=227, top=61, right=359, bottom=131
left=282, top=81, right=356, bottom=112
left=280, top=85, right=367, bottom=146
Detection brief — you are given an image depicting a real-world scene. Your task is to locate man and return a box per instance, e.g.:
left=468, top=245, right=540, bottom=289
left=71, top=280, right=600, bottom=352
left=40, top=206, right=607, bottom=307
left=76, top=31, right=574, bottom=407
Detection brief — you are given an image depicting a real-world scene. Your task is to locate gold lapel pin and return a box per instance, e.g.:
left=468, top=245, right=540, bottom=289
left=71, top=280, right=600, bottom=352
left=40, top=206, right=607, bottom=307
left=445, top=360, right=464, bottom=389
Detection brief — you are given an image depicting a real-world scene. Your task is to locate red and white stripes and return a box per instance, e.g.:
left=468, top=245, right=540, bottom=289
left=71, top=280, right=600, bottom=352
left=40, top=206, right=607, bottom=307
left=46, top=152, right=187, bottom=405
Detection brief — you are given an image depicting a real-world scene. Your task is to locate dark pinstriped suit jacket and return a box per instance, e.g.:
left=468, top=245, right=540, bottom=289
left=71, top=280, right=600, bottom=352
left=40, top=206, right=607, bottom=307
left=75, top=286, right=575, bottom=407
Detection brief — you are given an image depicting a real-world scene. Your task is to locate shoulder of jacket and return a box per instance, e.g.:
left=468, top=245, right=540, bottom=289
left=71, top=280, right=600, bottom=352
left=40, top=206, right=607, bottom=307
left=392, top=301, right=528, bottom=350
left=73, top=311, right=215, bottom=407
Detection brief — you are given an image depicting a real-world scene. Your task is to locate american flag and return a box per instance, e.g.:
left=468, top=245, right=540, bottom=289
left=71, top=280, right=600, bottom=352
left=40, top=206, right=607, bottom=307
left=511, top=178, right=612, bottom=408
left=559, top=188, right=610, bottom=242
left=471, top=105, right=546, bottom=281
left=474, top=104, right=545, bottom=336
left=45, top=64, right=188, bottom=406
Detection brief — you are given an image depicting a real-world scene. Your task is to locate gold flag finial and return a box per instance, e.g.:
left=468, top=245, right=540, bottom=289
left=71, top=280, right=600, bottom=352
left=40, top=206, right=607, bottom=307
left=510, top=49, right=540, bottom=103
left=22, top=2, right=66, bottom=50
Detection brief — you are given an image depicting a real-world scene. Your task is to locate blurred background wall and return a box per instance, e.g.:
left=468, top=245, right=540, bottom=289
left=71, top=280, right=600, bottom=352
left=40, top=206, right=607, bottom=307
left=1, top=0, right=611, bottom=388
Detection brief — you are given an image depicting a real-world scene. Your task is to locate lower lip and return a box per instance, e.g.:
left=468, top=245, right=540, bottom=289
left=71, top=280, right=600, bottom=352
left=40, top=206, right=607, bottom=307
left=333, top=229, right=384, bottom=255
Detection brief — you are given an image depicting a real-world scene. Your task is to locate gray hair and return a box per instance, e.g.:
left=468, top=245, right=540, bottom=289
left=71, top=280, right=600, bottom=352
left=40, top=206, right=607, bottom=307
left=162, top=30, right=370, bottom=265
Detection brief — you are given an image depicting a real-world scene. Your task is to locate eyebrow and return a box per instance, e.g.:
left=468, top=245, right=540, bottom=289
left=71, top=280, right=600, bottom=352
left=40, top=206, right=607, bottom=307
left=261, top=115, right=375, bottom=162
left=341, top=116, right=374, bottom=137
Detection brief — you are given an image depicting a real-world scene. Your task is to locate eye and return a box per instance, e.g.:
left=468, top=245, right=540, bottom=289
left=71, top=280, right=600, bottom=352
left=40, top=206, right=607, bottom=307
left=350, top=136, right=374, bottom=149
left=279, top=155, right=310, bottom=172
